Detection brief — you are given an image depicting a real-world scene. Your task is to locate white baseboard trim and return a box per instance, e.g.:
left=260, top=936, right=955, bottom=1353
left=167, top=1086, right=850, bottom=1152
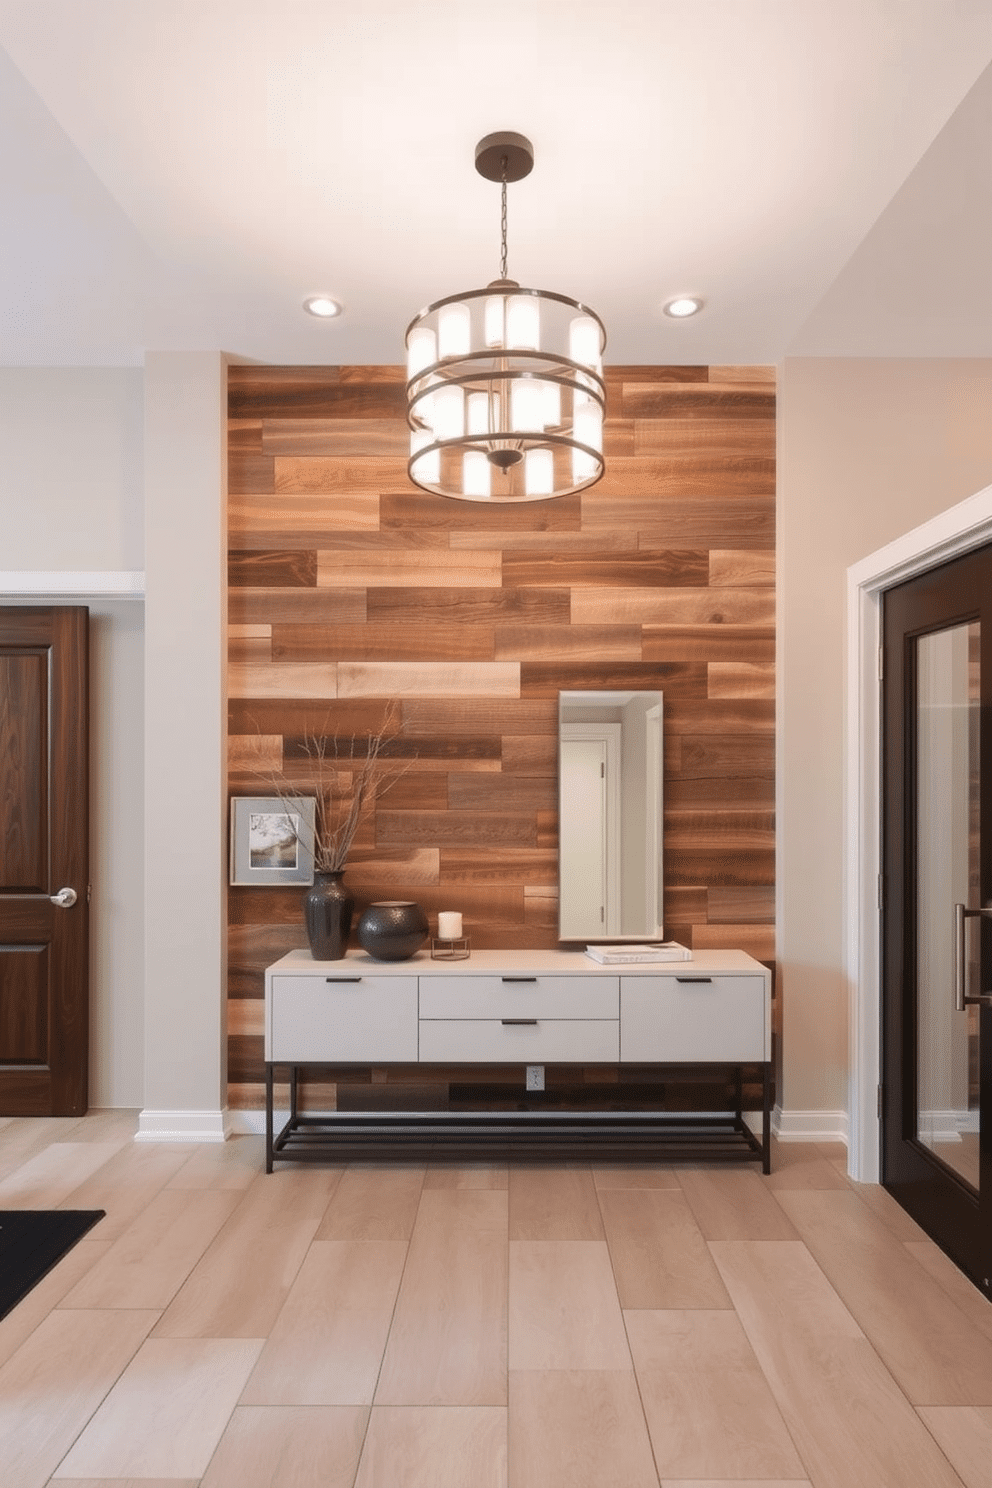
left=135, top=1108, right=231, bottom=1143
left=772, top=1106, right=849, bottom=1145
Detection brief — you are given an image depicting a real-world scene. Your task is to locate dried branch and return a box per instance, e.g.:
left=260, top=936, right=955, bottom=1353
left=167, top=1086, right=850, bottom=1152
left=249, top=703, right=415, bottom=872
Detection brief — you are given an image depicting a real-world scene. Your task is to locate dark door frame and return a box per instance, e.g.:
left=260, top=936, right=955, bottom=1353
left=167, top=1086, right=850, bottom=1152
left=845, top=492, right=992, bottom=1185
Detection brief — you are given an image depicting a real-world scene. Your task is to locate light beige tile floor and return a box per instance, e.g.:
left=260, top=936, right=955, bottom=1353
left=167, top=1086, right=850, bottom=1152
left=0, top=1115, right=989, bottom=1487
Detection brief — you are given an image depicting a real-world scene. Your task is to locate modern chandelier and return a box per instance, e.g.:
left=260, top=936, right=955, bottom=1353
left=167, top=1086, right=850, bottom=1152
left=404, top=132, right=606, bottom=503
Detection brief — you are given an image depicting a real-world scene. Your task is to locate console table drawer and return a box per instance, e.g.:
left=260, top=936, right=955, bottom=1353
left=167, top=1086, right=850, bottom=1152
left=419, top=1018, right=619, bottom=1063
left=418, top=974, right=619, bottom=1021
left=268, top=974, right=418, bottom=1062
left=620, top=974, right=767, bottom=1062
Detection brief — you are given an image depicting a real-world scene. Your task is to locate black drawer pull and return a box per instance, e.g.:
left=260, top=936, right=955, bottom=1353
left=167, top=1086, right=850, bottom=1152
left=501, top=1018, right=538, bottom=1026
left=502, top=976, right=538, bottom=983
left=325, top=976, right=362, bottom=983
left=676, top=976, right=713, bottom=984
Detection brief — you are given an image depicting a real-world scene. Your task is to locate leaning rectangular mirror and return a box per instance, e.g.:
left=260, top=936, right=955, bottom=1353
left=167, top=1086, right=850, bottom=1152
left=558, top=690, right=664, bottom=941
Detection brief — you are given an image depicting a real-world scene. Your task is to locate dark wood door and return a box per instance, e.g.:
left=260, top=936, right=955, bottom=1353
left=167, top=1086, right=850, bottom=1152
left=0, top=607, right=89, bottom=1115
left=882, top=548, right=991, bottom=1297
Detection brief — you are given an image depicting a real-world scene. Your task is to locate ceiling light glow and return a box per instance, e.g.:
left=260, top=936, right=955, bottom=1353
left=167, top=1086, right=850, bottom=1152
left=303, top=295, right=343, bottom=318
left=663, top=296, right=703, bottom=318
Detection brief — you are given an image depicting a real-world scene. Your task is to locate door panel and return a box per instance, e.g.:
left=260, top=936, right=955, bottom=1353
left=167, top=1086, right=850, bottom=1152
left=883, top=550, right=991, bottom=1296
left=0, top=607, right=89, bottom=1115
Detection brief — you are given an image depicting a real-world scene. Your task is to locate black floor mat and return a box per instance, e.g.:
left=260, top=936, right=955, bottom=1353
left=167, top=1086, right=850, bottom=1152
left=0, top=1209, right=105, bottom=1321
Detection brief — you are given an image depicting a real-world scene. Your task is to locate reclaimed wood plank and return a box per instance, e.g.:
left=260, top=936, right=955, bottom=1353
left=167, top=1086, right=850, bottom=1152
left=262, top=419, right=408, bottom=457
left=708, top=661, right=776, bottom=699
left=380, top=490, right=582, bottom=531
left=502, top=550, right=708, bottom=589
left=228, top=551, right=317, bottom=589
left=368, top=588, right=569, bottom=624
left=228, top=367, right=405, bottom=419
left=710, top=548, right=776, bottom=587
left=520, top=660, right=701, bottom=699
left=494, top=625, right=641, bottom=662
left=338, top=662, right=519, bottom=698
left=318, top=550, right=501, bottom=589
left=439, top=849, right=559, bottom=884
left=377, top=812, right=537, bottom=849
left=642, top=625, right=775, bottom=663
left=571, top=587, right=774, bottom=626
left=273, top=623, right=496, bottom=663
left=228, top=663, right=336, bottom=699
left=228, top=588, right=367, bottom=626
left=229, top=491, right=380, bottom=534
left=448, top=774, right=558, bottom=814
left=229, top=452, right=275, bottom=495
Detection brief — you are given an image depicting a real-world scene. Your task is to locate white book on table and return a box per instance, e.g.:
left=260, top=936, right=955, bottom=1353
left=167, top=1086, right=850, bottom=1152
left=583, top=942, right=692, bottom=965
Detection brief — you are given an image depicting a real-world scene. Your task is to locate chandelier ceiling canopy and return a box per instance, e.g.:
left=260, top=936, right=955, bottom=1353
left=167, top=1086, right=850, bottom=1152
left=404, top=132, right=606, bottom=504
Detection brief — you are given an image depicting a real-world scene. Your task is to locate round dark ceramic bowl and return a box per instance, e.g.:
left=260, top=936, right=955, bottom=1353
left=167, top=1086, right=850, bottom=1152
left=356, top=900, right=429, bottom=961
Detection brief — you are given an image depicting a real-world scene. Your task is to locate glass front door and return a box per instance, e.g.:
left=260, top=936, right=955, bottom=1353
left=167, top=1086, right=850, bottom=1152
left=883, top=549, right=991, bottom=1296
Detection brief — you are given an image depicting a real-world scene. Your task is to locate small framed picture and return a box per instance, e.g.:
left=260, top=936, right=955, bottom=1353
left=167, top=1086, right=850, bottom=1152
left=229, top=796, right=315, bottom=886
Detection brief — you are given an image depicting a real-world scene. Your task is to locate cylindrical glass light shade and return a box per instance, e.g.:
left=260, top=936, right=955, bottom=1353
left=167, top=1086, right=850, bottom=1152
left=525, top=448, right=554, bottom=497
left=463, top=450, right=491, bottom=499
left=507, top=295, right=540, bottom=350
left=433, top=385, right=465, bottom=440
left=569, top=314, right=601, bottom=369
left=410, top=428, right=439, bottom=486
left=407, top=325, right=437, bottom=379
left=438, top=302, right=471, bottom=359
left=484, top=295, right=505, bottom=348
left=541, top=380, right=562, bottom=429
left=572, top=393, right=603, bottom=484
left=467, top=392, right=491, bottom=436
left=511, top=378, right=543, bottom=432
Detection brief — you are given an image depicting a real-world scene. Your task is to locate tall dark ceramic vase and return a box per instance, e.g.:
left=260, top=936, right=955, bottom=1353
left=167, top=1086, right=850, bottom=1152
left=304, top=870, right=354, bottom=961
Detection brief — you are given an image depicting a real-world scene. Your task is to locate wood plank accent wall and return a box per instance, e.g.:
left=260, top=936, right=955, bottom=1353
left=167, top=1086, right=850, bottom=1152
left=227, top=363, right=775, bottom=1111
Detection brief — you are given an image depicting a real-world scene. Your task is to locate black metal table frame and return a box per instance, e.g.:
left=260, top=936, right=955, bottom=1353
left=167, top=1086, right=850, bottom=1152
left=265, top=1061, right=772, bottom=1174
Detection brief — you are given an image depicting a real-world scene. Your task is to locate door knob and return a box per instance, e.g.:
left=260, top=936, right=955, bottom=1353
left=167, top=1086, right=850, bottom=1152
left=50, top=887, right=77, bottom=908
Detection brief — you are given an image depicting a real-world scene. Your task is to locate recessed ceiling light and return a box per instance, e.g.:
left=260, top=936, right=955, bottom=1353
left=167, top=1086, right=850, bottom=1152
left=663, top=296, right=704, bottom=318
left=303, top=295, right=343, bottom=319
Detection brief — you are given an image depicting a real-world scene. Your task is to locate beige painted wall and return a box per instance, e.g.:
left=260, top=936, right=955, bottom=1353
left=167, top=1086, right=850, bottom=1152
left=778, top=357, right=992, bottom=1117
left=0, top=368, right=144, bottom=568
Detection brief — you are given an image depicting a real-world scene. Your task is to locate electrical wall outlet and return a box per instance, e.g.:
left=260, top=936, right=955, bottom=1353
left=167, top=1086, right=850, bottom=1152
left=526, top=1064, right=545, bottom=1092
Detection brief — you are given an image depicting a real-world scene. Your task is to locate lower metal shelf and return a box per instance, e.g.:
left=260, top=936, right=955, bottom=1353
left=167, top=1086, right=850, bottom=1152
left=264, top=1066, right=772, bottom=1173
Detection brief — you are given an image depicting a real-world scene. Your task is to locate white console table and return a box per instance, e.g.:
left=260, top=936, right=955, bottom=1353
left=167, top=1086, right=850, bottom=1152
left=264, top=947, right=772, bottom=1172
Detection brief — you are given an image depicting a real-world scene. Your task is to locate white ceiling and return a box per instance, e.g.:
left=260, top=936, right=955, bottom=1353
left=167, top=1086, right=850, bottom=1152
left=2, top=0, right=992, bottom=368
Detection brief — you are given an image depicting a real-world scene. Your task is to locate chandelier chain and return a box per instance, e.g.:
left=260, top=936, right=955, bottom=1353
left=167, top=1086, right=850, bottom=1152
left=500, top=155, right=508, bottom=280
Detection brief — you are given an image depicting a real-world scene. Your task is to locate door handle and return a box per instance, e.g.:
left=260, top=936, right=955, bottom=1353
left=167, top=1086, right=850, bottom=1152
left=50, top=887, right=77, bottom=909
left=953, top=903, right=992, bottom=1009
left=501, top=1018, right=538, bottom=1026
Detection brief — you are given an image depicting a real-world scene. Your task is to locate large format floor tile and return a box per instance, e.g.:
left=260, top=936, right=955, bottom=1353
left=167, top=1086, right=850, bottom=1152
left=153, top=1166, right=339, bottom=1338
left=375, top=1188, right=508, bottom=1404
left=0, top=1308, right=158, bottom=1488
left=355, top=1405, right=507, bottom=1488
left=711, top=1240, right=968, bottom=1488
left=509, top=1240, right=631, bottom=1370
left=199, top=1404, right=369, bottom=1488
left=508, top=1370, right=658, bottom=1488
left=240, top=1238, right=408, bottom=1404
left=598, top=1188, right=732, bottom=1308
left=625, top=1308, right=806, bottom=1480
left=52, top=1337, right=265, bottom=1479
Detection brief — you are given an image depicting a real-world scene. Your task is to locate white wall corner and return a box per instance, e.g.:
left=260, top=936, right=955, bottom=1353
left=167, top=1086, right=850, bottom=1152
left=772, top=1105, right=850, bottom=1145
left=135, top=1108, right=231, bottom=1143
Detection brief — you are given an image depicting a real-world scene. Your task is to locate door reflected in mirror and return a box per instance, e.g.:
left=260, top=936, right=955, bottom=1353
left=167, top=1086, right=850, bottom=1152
left=558, top=690, right=663, bottom=941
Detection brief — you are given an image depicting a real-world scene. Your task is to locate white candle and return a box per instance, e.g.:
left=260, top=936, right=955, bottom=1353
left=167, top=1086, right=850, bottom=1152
left=438, top=911, right=462, bottom=939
